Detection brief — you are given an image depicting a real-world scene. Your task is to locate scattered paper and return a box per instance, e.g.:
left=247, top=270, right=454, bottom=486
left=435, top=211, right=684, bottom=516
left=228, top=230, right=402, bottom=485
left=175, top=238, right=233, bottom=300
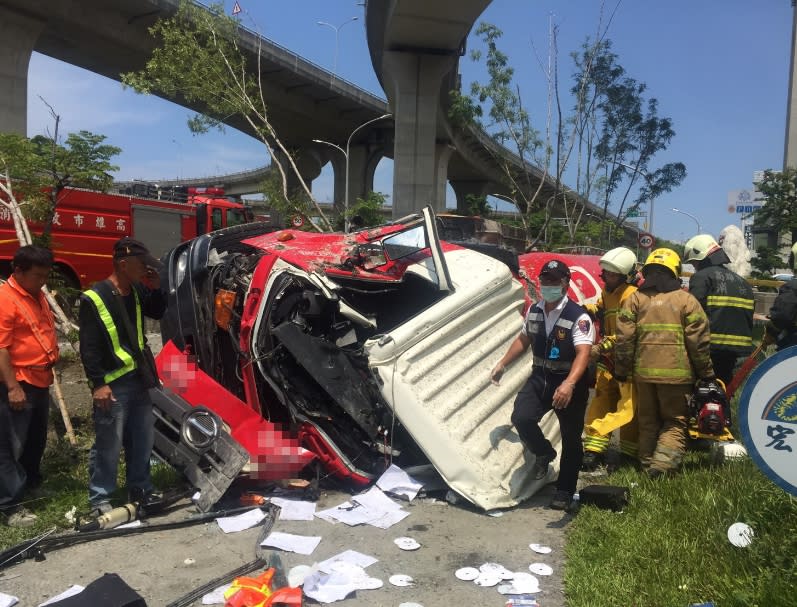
left=315, top=489, right=410, bottom=529
left=216, top=508, right=266, bottom=533
left=270, top=497, right=316, bottom=521
left=260, top=531, right=322, bottom=555
left=353, top=486, right=403, bottom=512
left=0, top=594, right=17, bottom=607
left=288, top=565, right=314, bottom=587
left=376, top=464, right=424, bottom=500
left=38, top=586, right=84, bottom=606
left=318, top=549, right=378, bottom=574
left=201, top=584, right=231, bottom=605
left=303, top=571, right=357, bottom=603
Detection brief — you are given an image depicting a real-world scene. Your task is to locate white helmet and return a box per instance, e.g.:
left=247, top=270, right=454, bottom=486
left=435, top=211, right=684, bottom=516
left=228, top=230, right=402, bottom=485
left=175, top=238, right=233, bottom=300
left=599, top=247, right=637, bottom=276
left=684, top=234, right=721, bottom=263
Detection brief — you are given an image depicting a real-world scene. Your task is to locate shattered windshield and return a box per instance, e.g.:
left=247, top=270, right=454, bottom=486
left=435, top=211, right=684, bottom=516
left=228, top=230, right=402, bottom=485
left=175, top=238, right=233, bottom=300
left=382, top=224, right=426, bottom=260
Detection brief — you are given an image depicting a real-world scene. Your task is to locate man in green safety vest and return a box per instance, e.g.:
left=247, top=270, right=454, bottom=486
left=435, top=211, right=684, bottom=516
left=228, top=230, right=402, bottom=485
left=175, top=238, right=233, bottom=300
left=78, top=237, right=167, bottom=515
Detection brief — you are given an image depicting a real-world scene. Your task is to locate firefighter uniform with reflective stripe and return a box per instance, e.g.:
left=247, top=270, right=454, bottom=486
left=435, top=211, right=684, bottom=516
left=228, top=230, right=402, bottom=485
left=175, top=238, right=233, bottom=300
left=511, top=297, right=594, bottom=497
left=615, top=287, right=713, bottom=474
left=583, top=282, right=638, bottom=459
left=688, top=264, right=754, bottom=385
left=765, top=277, right=797, bottom=350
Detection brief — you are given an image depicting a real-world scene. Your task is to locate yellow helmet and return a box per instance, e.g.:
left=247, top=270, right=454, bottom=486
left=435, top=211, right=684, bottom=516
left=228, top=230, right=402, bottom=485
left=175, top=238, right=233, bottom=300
left=644, top=248, right=681, bottom=278
left=683, top=234, right=721, bottom=263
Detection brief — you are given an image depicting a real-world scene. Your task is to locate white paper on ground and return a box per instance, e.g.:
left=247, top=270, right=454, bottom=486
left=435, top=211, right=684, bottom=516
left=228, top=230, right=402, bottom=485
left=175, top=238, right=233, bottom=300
left=0, top=593, right=18, bottom=607
left=316, top=487, right=409, bottom=529
left=201, top=584, right=231, bottom=605
left=260, top=531, right=322, bottom=555
left=376, top=464, right=424, bottom=501
left=318, top=549, right=378, bottom=573
left=303, top=571, right=357, bottom=604
left=38, top=586, right=84, bottom=606
left=216, top=508, right=266, bottom=533
left=270, top=497, right=316, bottom=521
left=352, top=486, right=403, bottom=512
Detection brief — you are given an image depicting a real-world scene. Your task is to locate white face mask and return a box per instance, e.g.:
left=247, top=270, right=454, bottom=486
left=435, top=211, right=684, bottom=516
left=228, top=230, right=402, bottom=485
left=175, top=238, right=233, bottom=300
left=540, top=285, right=564, bottom=302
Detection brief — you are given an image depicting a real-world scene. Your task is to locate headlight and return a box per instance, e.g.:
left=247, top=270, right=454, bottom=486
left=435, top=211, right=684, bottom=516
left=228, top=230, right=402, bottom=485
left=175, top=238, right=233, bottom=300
left=175, top=250, right=189, bottom=289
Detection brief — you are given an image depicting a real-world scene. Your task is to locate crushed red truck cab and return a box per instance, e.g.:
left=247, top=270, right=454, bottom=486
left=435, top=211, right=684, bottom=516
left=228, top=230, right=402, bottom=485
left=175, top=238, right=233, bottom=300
left=157, top=208, right=603, bottom=510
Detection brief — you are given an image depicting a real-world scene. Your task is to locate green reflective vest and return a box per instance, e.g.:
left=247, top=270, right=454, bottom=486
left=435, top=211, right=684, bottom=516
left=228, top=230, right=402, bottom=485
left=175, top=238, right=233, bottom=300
left=84, top=288, right=144, bottom=384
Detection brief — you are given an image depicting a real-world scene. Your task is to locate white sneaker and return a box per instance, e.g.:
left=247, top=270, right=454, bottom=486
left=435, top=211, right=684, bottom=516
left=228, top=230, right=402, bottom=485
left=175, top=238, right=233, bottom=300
left=7, top=507, right=38, bottom=528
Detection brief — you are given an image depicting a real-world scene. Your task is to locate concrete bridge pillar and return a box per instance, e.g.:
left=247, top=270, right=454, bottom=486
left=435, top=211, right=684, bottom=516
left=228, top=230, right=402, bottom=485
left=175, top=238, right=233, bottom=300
left=450, top=179, right=491, bottom=213
left=0, top=8, right=44, bottom=134
left=382, top=51, right=456, bottom=217
left=274, top=148, right=325, bottom=199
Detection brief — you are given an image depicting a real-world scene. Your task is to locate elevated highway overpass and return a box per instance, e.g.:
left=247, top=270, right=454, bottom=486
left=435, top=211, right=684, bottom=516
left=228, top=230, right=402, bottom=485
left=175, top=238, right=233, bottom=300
left=0, top=0, right=641, bottom=245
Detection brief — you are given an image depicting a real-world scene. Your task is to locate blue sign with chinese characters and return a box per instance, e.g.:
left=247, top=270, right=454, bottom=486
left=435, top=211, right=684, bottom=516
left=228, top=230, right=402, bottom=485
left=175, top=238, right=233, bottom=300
left=739, top=346, right=797, bottom=495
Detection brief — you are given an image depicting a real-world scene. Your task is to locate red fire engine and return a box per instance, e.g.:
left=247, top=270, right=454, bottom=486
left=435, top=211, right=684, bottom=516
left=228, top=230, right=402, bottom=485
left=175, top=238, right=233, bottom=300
left=0, top=184, right=251, bottom=289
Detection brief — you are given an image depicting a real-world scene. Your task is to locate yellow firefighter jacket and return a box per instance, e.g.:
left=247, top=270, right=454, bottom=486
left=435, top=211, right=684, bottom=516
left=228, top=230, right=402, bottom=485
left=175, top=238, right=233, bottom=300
left=614, top=288, right=713, bottom=384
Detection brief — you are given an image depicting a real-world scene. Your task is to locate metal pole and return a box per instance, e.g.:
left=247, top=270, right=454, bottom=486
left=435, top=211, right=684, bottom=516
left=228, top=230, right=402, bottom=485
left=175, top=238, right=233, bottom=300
left=344, top=113, right=391, bottom=233
left=671, top=207, right=701, bottom=233
left=316, top=17, right=358, bottom=74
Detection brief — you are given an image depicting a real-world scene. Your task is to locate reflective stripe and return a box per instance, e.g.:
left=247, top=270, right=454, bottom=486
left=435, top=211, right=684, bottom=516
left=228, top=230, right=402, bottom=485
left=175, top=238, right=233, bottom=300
left=532, top=356, right=572, bottom=372
left=84, top=289, right=143, bottom=384
left=635, top=366, right=692, bottom=379
left=711, top=333, right=753, bottom=347
left=706, top=295, right=754, bottom=310
left=555, top=318, right=574, bottom=329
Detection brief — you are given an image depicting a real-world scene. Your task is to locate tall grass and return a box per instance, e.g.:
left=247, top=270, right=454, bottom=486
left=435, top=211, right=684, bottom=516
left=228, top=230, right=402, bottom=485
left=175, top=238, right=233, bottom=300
left=565, top=452, right=797, bottom=607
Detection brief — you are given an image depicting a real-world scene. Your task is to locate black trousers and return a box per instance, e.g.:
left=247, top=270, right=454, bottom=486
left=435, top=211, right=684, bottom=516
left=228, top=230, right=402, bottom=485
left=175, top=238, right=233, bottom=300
left=710, top=349, right=739, bottom=387
left=511, top=372, right=588, bottom=494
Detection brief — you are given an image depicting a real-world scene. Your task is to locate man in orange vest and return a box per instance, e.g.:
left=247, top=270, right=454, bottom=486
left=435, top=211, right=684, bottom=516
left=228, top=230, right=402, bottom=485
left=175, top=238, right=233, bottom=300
left=0, top=245, right=59, bottom=528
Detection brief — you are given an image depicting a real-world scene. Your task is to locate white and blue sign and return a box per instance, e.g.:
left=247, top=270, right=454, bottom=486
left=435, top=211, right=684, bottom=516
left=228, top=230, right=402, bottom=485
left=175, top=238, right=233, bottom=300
left=739, top=346, right=797, bottom=496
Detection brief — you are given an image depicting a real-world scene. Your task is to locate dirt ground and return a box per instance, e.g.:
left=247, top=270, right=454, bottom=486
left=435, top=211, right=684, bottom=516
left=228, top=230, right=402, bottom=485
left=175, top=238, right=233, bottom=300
left=1, top=334, right=577, bottom=607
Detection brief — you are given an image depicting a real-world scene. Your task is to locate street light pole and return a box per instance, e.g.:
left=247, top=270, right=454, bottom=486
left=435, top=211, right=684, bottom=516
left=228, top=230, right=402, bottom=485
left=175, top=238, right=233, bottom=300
left=316, top=17, right=358, bottom=74
left=617, top=162, right=655, bottom=235
left=313, top=113, right=392, bottom=233
left=671, top=207, right=702, bottom=233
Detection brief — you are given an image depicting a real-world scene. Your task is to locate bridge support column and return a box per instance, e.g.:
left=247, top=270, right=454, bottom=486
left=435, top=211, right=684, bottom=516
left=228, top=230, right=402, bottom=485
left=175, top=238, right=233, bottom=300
left=274, top=148, right=324, bottom=199
left=382, top=51, right=455, bottom=217
left=0, top=8, right=44, bottom=135
left=450, top=180, right=491, bottom=213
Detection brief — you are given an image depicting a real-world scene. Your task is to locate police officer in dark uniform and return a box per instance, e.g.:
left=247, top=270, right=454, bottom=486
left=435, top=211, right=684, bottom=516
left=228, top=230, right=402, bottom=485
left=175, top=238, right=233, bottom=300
left=765, top=242, right=797, bottom=350
left=684, top=234, right=754, bottom=385
left=491, top=260, right=594, bottom=510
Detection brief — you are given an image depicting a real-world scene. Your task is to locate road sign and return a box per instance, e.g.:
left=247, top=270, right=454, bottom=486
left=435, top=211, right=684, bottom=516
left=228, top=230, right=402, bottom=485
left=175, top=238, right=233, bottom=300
left=291, top=215, right=304, bottom=228
left=638, top=232, right=654, bottom=248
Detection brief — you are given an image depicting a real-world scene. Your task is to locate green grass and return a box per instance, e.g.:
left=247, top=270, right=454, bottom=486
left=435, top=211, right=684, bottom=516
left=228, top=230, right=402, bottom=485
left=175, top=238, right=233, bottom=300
left=565, top=453, right=797, bottom=607
left=0, top=429, right=182, bottom=552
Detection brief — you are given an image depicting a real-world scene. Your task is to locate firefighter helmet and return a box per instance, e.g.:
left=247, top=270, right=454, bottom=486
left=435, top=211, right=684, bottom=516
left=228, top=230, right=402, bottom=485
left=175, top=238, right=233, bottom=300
left=644, top=248, right=682, bottom=278
left=683, top=234, right=721, bottom=263
left=599, top=247, right=637, bottom=276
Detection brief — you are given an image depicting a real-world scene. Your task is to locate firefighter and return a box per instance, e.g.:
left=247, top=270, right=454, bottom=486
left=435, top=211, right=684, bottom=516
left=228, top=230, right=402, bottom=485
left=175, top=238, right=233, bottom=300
left=0, top=246, right=59, bottom=528
left=683, top=234, right=754, bottom=385
left=614, top=248, right=715, bottom=478
left=491, top=259, right=594, bottom=510
left=764, top=241, right=797, bottom=350
left=582, top=247, right=639, bottom=471
left=79, top=238, right=166, bottom=516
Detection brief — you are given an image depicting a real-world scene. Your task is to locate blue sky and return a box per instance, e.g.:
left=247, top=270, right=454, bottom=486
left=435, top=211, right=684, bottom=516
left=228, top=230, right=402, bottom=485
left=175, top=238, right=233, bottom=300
left=26, top=0, right=793, bottom=244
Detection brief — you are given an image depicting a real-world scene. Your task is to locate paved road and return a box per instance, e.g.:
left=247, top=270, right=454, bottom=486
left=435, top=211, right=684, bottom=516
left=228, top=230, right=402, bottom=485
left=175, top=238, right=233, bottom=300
left=1, top=486, right=572, bottom=607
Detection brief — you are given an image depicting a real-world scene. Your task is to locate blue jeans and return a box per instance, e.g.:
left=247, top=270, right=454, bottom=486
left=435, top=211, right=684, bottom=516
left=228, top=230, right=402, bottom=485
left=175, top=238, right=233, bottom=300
left=88, top=373, right=155, bottom=506
left=0, top=382, right=50, bottom=507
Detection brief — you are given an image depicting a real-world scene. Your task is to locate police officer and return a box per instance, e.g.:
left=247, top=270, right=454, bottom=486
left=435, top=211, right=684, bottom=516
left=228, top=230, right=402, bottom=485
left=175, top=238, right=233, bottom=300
left=765, top=242, right=797, bottom=350
left=684, top=234, right=754, bottom=385
left=491, top=259, right=594, bottom=510
left=79, top=237, right=166, bottom=515
left=615, top=248, right=715, bottom=478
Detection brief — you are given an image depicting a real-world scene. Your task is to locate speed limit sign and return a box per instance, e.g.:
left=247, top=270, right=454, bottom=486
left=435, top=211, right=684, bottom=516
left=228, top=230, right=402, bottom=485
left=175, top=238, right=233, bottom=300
left=638, top=232, right=654, bottom=248
left=291, top=215, right=305, bottom=228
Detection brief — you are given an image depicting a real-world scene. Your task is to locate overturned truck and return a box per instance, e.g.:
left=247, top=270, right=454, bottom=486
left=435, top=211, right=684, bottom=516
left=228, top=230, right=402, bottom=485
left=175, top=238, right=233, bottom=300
left=155, top=207, right=602, bottom=510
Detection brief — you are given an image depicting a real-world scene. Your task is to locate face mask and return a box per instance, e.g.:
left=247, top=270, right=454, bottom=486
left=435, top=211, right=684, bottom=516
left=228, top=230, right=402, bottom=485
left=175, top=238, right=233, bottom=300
left=540, top=285, right=564, bottom=302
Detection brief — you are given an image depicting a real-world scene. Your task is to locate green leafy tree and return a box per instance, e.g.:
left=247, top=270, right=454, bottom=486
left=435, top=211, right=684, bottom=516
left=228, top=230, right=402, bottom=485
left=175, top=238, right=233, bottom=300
left=122, top=0, right=332, bottom=231
left=452, top=18, right=685, bottom=250
left=754, top=168, right=797, bottom=245
left=750, top=245, right=784, bottom=277
left=346, top=191, right=389, bottom=230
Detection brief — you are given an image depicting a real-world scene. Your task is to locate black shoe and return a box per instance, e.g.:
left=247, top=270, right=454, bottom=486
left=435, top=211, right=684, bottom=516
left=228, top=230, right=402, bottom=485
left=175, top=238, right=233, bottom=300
left=581, top=451, right=603, bottom=471
left=128, top=488, right=165, bottom=513
left=549, top=489, right=573, bottom=510
left=532, top=450, right=556, bottom=480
